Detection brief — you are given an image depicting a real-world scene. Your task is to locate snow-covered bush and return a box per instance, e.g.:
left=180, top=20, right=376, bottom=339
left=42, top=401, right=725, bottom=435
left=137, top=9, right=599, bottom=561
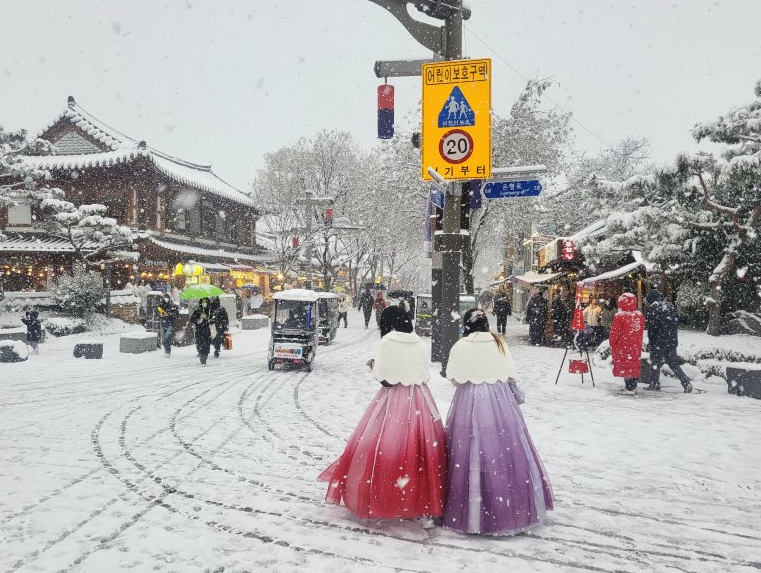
left=50, top=264, right=104, bottom=320
left=676, top=282, right=709, bottom=327
left=721, top=311, right=761, bottom=337
left=0, top=340, right=28, bottom=362
left=44, top=317, right=87, bottom=337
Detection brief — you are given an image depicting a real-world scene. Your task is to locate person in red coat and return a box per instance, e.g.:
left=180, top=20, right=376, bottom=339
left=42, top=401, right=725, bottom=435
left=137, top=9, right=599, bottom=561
left=609, top=292, right=645, bottom=392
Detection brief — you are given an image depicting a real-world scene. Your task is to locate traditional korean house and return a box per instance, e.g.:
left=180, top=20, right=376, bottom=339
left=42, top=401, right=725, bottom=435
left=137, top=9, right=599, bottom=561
left=0, top=96, right=274, bottom=292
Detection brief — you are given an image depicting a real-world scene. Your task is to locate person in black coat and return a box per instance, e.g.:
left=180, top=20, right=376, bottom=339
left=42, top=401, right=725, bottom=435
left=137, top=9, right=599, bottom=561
left=492, top=292, right=511, bottom=335
left=357, top=288, right=374, bottom=330
left=209, top=297, right=229, bottom=358
left=644, top=289, right=693, bottom=392
left=21, top=309, right=42, bottom=354
left=551, top=293, right=572, bottom=346
left=526, top=291, right=548, bottom=346
left=157, top=293, right=180, bottom=357
left=191, top=297, right=213, bottom=366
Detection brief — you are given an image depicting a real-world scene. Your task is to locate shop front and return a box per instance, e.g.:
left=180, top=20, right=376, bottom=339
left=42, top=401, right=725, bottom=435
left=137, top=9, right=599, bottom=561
left=577, top=260, right=651, bottom=310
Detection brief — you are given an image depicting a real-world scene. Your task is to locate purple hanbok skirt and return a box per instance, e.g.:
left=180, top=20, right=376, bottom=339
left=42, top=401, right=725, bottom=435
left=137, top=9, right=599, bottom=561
left=443, top=380, right=554, bottom=535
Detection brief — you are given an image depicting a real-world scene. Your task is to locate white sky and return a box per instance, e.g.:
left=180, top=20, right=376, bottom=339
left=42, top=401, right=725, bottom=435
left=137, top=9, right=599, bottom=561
left=1, top=0, right=760, bottom=191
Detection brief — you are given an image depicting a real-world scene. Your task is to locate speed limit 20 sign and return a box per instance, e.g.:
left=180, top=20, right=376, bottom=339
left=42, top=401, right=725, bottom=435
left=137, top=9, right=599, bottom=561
left=421, top=58, right=491, bottom=181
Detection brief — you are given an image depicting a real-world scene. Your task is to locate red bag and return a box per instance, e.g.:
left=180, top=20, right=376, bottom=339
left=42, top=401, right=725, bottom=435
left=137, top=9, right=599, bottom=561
left=223, top=333, right=233, bottom=351
left=569, top=359, right=589, bottom=374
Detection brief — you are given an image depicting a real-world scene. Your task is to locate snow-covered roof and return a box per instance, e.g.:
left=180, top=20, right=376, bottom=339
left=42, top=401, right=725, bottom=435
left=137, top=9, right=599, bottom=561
left=579, top=261, right=647, bottom=284
left=314, top=291, right=342, bottom=299
left=24, top=97, right=255, bottom=208
left=513, top=270, right=564, bottom=285
left=0, top=234, right=77, bottom=252
left=273, top=289, right=320, bottom=302
left=567, top=219, right=607, bottom=243
left=147, top=236, right=277, bottom=264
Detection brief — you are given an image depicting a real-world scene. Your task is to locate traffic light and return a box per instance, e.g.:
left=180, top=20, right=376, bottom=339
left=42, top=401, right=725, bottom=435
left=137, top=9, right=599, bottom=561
left=377, top=84, right=394, bottom=139
left=325, top=207, right=334, bottom=227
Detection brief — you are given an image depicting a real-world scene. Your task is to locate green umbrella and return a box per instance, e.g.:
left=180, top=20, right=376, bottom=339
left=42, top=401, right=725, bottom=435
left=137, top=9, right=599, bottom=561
left=180, top=284, right=225, bottom=300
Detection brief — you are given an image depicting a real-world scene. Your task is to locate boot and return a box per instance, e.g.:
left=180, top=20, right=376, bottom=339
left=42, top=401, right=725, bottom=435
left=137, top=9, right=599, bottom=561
left=683, top=382, right=693, bottom=393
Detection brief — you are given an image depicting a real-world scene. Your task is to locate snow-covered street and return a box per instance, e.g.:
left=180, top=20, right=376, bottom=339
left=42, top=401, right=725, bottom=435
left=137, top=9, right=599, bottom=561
left=2, top=315, right=760, bottom=573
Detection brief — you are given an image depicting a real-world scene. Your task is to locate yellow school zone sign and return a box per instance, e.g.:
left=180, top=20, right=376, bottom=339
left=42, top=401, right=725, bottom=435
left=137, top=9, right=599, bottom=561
left=421, top=58, right=491, bottom=181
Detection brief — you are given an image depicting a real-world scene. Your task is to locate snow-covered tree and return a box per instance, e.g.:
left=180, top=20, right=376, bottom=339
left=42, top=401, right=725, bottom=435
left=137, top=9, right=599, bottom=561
left=469, top=80, right=573, bottom=290
left=51, top=262, right=104, bottom=319
left=0, top=126, right=57, bottom=240
left=41, top=199, right=138, bottom=264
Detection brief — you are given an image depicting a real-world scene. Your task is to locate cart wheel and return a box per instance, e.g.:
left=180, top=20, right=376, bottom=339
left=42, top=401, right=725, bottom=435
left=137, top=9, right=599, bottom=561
left=268, top=359, right=274, bottom=371
left=306, top=356, right=314, bottom=372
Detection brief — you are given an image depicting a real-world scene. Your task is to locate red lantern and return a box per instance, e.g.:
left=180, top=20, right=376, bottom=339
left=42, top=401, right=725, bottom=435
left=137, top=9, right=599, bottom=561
left=292, top=237, right=300, bottom=248
left=561, top=239, right=575, bottom=261
left=325, top=207, right=334, bottom=228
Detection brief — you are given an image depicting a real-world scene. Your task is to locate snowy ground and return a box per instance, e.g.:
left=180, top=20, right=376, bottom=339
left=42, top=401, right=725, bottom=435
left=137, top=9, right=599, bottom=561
left=1, top=312, right=760, bottom=573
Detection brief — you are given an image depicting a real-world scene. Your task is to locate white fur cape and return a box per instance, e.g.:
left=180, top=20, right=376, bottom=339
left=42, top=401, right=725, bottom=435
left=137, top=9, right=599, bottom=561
left=373, top=331, right=430, bottom=386
left=446, top=331, right=518, bottom=384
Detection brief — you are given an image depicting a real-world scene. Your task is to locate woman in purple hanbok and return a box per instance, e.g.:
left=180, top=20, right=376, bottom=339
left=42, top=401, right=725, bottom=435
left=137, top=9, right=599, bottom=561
left=443, top=308, right=554, bottom=535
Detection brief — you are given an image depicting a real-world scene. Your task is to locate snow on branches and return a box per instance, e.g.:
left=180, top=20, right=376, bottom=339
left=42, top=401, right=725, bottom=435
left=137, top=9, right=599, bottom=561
left=40, top=198, right=138, bottom=264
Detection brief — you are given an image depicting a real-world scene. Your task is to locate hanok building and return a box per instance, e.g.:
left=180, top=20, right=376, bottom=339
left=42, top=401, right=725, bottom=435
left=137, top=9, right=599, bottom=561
left=0, top=96, right=274, bottom=292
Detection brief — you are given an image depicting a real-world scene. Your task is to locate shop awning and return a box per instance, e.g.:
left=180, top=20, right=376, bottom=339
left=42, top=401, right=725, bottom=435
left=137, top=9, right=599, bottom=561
left=579, top=261, right=647, bottom=284
left=512, top=270, right=564, bottom=286
left=147, top=236, right=277, bottom=264
left=227, top=264, right=255, bottom=273
left=194, top=261, right=231, bottom=273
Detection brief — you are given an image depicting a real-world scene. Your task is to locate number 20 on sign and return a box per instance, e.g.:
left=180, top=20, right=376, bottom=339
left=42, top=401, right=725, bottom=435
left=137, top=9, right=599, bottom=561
left=421, top=58, right=491, bottom=181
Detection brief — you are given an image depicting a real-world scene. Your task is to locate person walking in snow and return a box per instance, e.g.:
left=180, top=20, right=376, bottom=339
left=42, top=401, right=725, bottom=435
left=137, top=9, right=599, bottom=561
left=526, top=291, right=548, bottom=346
left=191, top=297, right=212, bottom=366
left=21, top=309, right=42, bottom=354
left=319, top=305, right=446, bottom=521
left=443, top=308, right=554, bottom=535
left=357, top=287, right=374, bottom=330
left=644, top=289, right=693, bottom=393
left=492, top=291, right=511, bottom=335
left=337, top=294, right=350, bottom=328
left=209, top=297, right=229, bottom=359
left=609, top=293, right=645, bottom=393
left=157, top=293, right=179, bottom=357
left=373, top=293, right=387, bottom=330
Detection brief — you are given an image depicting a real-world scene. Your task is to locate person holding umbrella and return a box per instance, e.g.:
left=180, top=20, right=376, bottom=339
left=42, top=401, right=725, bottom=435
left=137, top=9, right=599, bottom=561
left=209, top=297, right=229, bottom=358
left=191, top=297, right=213, bottom=366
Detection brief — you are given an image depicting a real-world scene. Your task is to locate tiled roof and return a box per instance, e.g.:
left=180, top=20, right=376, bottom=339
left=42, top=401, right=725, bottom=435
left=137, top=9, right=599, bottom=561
left=0, top=233, right=77, bottom=253
left=147, top=236, right=277, bottom=264
left=26, top=97, right=255, bottom=208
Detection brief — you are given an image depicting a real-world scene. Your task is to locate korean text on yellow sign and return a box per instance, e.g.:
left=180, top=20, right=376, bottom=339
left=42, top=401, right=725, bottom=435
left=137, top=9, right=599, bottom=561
left=421, top=58, right=491, bottom=181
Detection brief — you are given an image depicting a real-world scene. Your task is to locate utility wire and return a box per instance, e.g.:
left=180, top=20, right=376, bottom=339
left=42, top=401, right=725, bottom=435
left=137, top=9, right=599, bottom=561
left=463, top=24, right=614, bottom=150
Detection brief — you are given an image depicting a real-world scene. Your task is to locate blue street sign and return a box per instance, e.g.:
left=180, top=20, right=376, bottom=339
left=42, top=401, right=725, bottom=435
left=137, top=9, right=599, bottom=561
left=429, top=183, right=445, bottom=209
left=482, top=179, right=543, bottom=199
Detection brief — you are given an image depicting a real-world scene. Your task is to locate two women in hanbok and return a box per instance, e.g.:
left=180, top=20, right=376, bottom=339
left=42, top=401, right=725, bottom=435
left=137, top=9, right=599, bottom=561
left=320, top=306, right=554, bottom=535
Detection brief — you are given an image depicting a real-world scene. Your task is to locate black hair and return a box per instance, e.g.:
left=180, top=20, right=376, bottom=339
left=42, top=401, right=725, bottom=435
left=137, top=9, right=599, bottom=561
left=379, top=305, right=413, bottom=337
left=462, top=307, right=505, bottom=354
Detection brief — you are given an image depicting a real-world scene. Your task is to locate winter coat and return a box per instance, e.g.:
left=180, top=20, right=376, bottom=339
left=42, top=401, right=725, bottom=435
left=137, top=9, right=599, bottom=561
left=157, top=299, right=179, bottom=328
left=493, top=294, right=511, bottom=317
left=358, top=291, right=374, bottom=313
left=599, top=307, right=615, bottom=329
left=191, top=299, right=213, bottom=354
left=526, top=295, right=548, bottom=325
left=211, top=305, right=229, bottom=334
left=646, top=291, right=679, bottom=349
left=447, top=331, right=518, bottom=384
left=22, top=312, right=42, bottom=343
left=609, top=293, right=645, bottom=378
left=373, top=331, right=430, bottom=386
left=551, top=298, right=571, bottom=327
left=337, top=296, right=350, bottom=313
left=373, top=296, right=387, bottom=312
left=583, top=303, right=602, bottom=327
